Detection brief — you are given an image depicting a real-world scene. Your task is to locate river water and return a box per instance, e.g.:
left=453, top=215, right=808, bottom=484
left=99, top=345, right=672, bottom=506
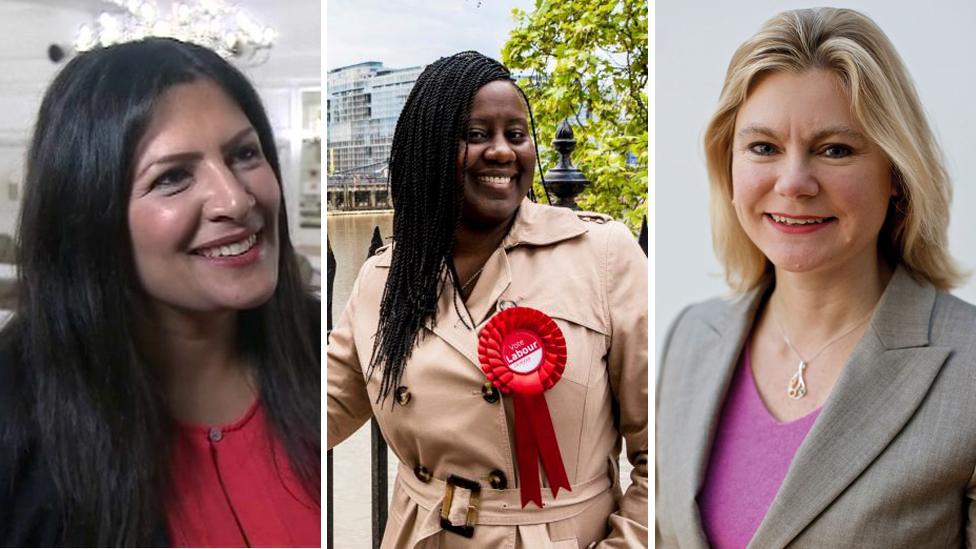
left=326, top=211, right=635, bottom=547
left=327, top=212, right=397, bottom=548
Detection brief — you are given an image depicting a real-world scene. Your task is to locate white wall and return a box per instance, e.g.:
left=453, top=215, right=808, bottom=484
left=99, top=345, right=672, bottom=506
left=0, top=0, right=320, bottom=245
left=656, top=0, right=976, bottom=350
left=241, top=1, right=322, bottom=248
left=0, top=2, right=91, bottom=236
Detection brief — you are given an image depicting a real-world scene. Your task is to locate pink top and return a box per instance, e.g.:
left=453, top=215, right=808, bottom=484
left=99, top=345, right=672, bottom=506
left=698, top=346, right=820, bottom=549
left=166, top=400, right=320, bottom=547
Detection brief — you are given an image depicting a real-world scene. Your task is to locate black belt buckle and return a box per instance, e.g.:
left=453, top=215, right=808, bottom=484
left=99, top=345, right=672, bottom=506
left=439, top=474, right=481, bottom=538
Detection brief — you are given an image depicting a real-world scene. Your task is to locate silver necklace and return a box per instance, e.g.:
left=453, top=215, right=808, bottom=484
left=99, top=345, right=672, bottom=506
left=772, top=302, right=874, bottom=400
left=460, top=264, right=486, bottom=293
left=450, top=262, right=487, bottom=332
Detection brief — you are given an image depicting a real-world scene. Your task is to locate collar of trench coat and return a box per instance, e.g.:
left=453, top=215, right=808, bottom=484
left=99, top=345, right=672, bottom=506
left=371, top=198, right=593, bottom=371
left=372, top=198, right=589, bottom=269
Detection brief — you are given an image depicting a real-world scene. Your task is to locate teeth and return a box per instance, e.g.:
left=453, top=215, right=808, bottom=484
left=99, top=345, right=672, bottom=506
left=770, top=214, right=828, bottom=225
left=200, top=233, right=257, bottom=258
left=479, top=176, right=513, bottom=185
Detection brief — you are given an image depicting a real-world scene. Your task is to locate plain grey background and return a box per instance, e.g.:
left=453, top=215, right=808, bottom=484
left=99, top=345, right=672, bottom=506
left=656, top=0, right=976, bottom=351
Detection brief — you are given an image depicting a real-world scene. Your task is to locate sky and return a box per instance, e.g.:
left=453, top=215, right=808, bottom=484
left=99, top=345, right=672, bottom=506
left=327, top=0, right=535, bottom=71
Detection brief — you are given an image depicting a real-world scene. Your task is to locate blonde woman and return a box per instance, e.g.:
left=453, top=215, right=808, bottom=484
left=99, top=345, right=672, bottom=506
left=657, top=8, right=976, bottom=548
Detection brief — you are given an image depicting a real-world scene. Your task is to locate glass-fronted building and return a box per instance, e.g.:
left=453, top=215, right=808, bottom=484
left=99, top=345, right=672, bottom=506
left=326, top=62, right=424, bottom=176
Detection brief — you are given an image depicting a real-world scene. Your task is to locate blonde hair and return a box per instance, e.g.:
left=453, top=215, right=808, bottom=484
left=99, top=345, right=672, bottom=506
left=704, top=8, right=963, bottom=291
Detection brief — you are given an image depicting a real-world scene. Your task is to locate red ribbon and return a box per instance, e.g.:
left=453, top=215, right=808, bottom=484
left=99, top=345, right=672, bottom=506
left=478, top=306, right=571, bottom=508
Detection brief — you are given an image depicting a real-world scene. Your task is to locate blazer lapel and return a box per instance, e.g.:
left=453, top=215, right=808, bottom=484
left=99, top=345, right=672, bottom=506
left=671, top=286, right=767, bottom=547
left=750, top=267, right=951, bottom=548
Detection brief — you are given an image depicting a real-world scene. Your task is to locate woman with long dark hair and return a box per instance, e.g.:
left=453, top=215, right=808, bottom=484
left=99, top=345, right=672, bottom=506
left=0, top=38, right=320, bottom=547
left=328, top=51, right=648, bottom=547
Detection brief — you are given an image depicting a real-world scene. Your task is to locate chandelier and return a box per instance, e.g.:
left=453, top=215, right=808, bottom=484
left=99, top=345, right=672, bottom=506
left=74, top=0, right=277, bottom=65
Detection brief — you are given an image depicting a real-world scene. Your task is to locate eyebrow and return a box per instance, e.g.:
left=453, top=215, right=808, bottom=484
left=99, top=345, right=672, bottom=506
left=135, top=127, right=258, bottom=179
left=736, top=124, right=868, bottom=143
left=468, top=115, right=529, bottom=124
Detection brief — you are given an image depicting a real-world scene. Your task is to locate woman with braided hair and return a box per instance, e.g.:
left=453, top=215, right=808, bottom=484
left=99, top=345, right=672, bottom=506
left=328, top=51, right=648, bottom=547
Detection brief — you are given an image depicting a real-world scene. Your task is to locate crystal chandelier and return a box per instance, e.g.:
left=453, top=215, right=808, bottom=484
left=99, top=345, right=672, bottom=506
left=75, top=0, right=277, bottom=65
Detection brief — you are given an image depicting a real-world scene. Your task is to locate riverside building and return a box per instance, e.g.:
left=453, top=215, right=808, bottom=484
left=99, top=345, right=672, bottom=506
left=327, top=61, right=423, bottom=177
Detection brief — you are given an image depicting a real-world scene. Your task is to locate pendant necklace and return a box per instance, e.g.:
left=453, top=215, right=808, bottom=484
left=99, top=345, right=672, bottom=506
left=772, top=302, right=874, bottom=400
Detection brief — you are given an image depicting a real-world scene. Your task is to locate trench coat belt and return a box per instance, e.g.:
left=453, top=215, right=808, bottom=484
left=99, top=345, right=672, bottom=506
left=396, top=463, right=613, bottom=525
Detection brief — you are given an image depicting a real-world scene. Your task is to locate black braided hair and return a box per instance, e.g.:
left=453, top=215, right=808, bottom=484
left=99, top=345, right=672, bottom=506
left=368, top=51, right=544, bottom=403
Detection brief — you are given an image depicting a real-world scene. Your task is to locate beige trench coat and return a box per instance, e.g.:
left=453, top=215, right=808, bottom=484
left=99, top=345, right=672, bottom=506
left=328, top=200, right=648, bottom=548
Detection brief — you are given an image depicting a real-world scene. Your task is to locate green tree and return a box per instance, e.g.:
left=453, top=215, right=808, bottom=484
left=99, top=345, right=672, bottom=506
left=502, top=0, right=648, bottom=232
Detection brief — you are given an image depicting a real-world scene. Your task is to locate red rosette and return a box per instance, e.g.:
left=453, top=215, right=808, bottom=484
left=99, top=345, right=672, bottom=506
left=478, top=306, right=570, bottom=508
left=478, top=306, right=567, bottom=395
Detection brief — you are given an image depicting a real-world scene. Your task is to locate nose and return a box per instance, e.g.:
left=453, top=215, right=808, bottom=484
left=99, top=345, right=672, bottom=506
left=484, top=136, right=517, bottom=163
left=202, top=162, right=255, bottom=222
left=774, top=154, right=819, bottom=198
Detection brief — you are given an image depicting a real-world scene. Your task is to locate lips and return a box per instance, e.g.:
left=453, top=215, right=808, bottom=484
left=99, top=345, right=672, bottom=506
left=198, top=233, right=257, bottom=258
left=765, top=213, right=836, bottom=234
left=768, top=213, right=835, bottom=225
left=477, top=174, right=517, bottom=186
left=193, top=231, right=260, bottom=258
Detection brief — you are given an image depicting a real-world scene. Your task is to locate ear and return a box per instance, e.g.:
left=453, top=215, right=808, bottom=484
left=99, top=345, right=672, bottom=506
left=889, top=165, right=903, bottom=198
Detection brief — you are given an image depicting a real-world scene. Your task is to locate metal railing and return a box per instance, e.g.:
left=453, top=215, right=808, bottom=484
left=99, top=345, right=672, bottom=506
left=326, top=227, right=391, bottom=549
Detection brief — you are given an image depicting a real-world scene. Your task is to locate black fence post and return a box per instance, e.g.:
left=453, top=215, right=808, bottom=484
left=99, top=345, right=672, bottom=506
left=370, top=419, right=388, bottom=548
left=542, top=118, right=647, bottom=255
left=639, top=216, right=648, bottom=256
left=326, top=239, right=336, bottom=549
left=543, top=119, right=590, bottom=209
left=327, top=240, right=336, bottom=331
left=368, top=227, right=383, bottom=257
left=366, top=227, right=389, bottom=549
left=327, top=449, right=334, bottom=549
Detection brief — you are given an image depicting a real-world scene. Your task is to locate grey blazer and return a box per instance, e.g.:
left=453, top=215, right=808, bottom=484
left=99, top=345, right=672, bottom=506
left=656, top=266, right=976, bottom=548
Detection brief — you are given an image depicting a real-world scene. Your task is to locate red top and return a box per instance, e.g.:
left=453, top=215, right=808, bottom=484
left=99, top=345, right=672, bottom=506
left=166, top=400, right=320, bottom=547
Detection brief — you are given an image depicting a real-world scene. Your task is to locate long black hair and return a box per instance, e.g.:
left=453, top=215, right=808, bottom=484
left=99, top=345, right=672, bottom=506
left=3, top=38, right=319, bottom=546
left=368, top=51, right=543, bottom=403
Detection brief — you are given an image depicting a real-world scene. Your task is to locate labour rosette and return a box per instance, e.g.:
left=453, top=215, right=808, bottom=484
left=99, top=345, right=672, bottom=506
left=478, top=306, right=570, bottom=508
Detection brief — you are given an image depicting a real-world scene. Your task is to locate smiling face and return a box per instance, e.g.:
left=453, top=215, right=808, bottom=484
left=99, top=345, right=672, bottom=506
left=128, top=79, right=280, bottom=316
left=458, top=80, right=535, bottom=229
left=731, top=69, right=894, bottom=276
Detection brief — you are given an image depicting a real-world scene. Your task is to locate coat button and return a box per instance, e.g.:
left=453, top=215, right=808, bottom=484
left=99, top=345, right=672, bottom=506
left=414, top=464, right=432, bottom=483
left=481, top=382, right=499, bottom=403
left=488, top=469, right=507, bottom=489
left=498, top=299, right=516, bottom=311
left=395, top=386, right=411, bottom=406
